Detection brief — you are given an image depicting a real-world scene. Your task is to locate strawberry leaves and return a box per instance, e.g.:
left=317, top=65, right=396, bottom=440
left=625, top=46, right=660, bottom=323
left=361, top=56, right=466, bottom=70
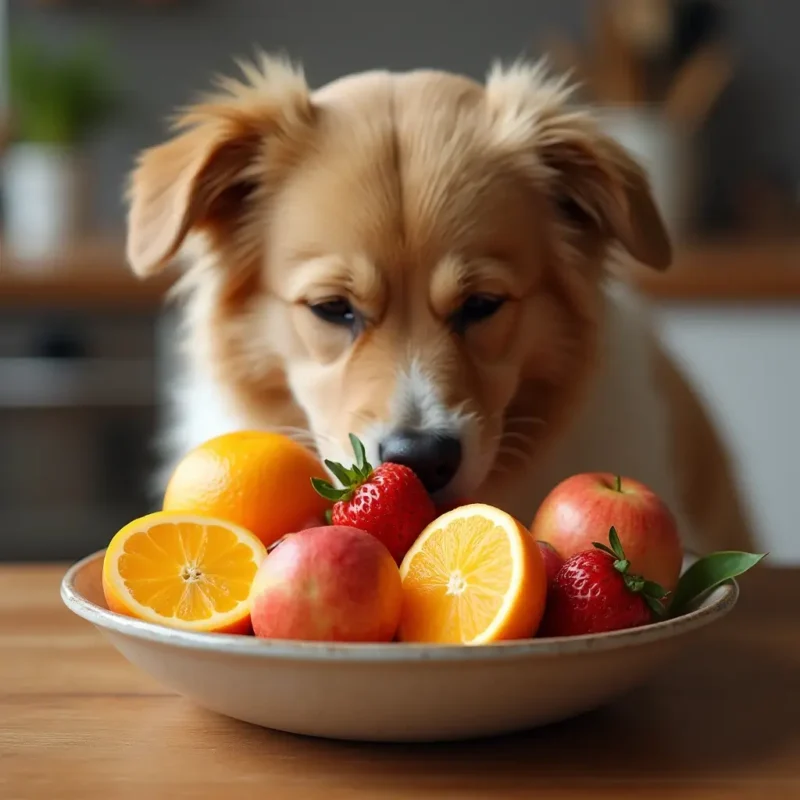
left=625, top=574, right=669, bottom=617
left=593, top=527, right=668, bottom=618
left=324, top=459, right=356, bottom=488
left=349, top=433, right=370, bottom=474
left=311, top=477, right=351, bottom=503
left=311, top=434, right=375, bottom=503
left=592, top=526, right=767, bottom=621
left=592, top=526, right=630, bottom=572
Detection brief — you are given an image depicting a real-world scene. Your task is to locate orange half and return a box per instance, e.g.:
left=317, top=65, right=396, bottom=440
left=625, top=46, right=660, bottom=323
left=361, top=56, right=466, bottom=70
left=102, top=511, right=267, bottom=634
left=398, top=504, right=546, bottom=644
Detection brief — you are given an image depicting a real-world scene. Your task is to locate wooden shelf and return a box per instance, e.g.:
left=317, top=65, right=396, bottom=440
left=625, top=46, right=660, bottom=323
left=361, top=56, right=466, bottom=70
left=0, top=238, right=172, bottom=311
left=1, top=236, right=799, bottom=311
left=618, top=238, right=800, bottom=302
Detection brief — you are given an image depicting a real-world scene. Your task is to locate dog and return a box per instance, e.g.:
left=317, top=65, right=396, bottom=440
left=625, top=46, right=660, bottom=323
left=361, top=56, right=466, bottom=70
left=125, top=55, right=754, bottom=555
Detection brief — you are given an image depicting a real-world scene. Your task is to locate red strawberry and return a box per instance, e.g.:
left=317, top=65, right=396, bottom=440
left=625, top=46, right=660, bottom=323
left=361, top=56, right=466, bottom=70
left=536, top=540, right=564, bottom=588
left=538, top=527, right=668, bottom=637
left=312, top=434, right=437, bottom=563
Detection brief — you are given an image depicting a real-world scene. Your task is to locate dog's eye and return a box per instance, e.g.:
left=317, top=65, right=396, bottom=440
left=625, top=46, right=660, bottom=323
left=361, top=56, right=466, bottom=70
left=451, top=294, right=506, bottom=332
left=309, top=298, right=357, bottom=327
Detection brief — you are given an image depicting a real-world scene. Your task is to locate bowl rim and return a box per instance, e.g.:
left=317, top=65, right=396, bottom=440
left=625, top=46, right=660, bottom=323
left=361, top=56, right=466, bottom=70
left=61, top=549, right=738, bottom=663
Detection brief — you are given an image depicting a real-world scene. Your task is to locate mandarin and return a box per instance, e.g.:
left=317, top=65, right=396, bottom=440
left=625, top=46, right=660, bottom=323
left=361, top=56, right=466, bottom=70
left=163, top=431, right=331, bottom=548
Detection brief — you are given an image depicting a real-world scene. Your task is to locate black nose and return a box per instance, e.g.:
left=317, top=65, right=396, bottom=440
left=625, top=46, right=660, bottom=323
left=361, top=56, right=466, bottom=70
left=378, top=429, right=462, bottom=493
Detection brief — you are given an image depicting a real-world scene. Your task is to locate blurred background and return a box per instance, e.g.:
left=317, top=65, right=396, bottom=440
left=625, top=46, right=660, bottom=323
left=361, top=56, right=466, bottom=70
left=0, top=0, right=797, bottom=563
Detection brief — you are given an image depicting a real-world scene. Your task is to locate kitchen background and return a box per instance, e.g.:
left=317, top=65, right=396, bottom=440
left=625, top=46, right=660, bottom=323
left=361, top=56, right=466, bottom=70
left=0, top=0, right=798, bottom=562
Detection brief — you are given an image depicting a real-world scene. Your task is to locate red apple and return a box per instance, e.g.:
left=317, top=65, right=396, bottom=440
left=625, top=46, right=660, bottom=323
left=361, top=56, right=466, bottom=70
left=530, top=473, right=683, bottom=591
left=250, top=525, right=402, bottom=642
left=536, top=540, right=564, bottom=587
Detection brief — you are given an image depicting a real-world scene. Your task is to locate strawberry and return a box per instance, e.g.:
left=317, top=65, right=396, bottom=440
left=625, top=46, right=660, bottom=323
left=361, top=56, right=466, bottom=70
left=538, top=527, right=668, bottom=637
left=311, top=434, right=437, bottom=563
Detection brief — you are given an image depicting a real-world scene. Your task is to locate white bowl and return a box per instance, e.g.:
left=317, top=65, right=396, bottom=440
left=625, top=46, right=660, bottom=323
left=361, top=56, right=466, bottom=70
left=61, top=550, right=737, bottom=743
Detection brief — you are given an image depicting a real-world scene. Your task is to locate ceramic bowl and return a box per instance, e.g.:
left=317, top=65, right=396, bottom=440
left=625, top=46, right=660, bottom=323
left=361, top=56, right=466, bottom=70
left=61, top=550, right=737, bottom=743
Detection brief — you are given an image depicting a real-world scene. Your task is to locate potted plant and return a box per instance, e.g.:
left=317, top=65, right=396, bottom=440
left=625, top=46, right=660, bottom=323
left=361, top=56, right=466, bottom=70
left=1, top=33, right=119, bottom=261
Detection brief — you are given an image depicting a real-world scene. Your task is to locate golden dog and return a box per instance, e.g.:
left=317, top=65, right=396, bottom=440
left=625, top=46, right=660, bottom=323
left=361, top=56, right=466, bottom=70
left=126, top=56, right=753, bottom=554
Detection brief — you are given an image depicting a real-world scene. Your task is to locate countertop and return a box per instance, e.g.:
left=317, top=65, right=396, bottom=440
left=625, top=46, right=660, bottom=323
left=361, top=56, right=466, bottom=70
left=1, top=237, right=799, bottom=310
left=1, top=563, right=798, bottom=799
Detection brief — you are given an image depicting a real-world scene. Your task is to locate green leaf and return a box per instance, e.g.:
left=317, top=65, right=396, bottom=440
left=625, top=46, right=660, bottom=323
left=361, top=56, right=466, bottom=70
left=607, top=527, right=625, bottom=560
left=591, top=541, right=617, bottom=558
left=644, top=594, right=666, bottom=618
left=310, top=477, right=350, bottom=503
left=324, top=459, right=355, bottom=488
left=323, top=508, right=333, bottom=525
left=642, top=580, right=668, bottom=600
left=669, top=551, right=767, bottom=617
left=311, top=476, right=334, bottom=493
left=623, top=574, right=645, bottom=593
left=613, top=558, right=630, bottom=574
left=348, top=433, right=371, bottom=474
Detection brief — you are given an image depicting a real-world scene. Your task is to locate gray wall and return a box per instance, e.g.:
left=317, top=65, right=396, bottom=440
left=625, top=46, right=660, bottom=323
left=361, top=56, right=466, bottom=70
left=9, top=0, right=800, bottom=235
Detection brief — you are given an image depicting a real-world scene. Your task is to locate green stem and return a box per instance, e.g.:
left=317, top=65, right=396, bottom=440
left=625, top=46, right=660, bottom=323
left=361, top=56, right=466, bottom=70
left=614, top=475, right=622, bottom=492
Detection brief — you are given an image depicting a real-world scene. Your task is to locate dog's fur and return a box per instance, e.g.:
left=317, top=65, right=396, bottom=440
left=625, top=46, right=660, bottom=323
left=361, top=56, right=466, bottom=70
left=126, top=55, right=754, bottom=554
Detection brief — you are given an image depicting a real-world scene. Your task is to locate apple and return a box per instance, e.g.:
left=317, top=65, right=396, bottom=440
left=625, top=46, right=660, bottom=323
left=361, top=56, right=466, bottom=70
left=530, top=473, right=683, bottom=591
left=250, top=525, right=402, bottom=642
left=536, top=540, right=564, bottom=587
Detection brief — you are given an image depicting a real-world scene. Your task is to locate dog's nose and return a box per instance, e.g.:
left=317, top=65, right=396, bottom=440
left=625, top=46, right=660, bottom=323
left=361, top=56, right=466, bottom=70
left=378, top=429, right=462, bottom=494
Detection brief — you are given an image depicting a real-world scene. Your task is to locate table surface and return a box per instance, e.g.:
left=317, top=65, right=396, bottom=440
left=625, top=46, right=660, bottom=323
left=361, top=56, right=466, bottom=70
left=1, top=564, right=798, bottom=800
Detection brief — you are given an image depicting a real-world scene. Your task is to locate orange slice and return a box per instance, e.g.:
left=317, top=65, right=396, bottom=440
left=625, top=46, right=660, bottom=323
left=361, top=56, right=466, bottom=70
left=398, top=503, right=547, bottom=644
left=102, top=511, right=267, bottom=634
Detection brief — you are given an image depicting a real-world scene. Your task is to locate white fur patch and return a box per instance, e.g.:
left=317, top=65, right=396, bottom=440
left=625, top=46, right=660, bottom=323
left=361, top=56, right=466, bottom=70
left=355, top=359, right=483, bottom=499
left=392, top=360, right=458, bottom=432
left=152, top=311, right=247, bottom=497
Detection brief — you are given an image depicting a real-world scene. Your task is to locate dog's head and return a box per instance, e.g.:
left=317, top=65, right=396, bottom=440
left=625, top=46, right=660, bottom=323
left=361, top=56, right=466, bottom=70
left=126, top=56, right=670, bottom=501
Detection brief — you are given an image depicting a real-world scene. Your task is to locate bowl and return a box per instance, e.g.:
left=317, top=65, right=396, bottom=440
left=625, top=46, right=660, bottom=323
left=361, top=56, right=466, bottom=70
left=61, top=550, right=738, bottom=743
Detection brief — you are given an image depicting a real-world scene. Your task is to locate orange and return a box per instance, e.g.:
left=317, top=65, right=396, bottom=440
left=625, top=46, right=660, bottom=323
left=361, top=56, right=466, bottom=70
left=163, top=431, right=331, bottom=548
left=102, top=511, right=267, bottom=634
left=397, top=503, right=547, bottom=644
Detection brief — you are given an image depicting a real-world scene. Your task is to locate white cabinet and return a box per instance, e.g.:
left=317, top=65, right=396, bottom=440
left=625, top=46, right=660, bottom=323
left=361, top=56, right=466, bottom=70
left=656, top=303, right=800, bottom=563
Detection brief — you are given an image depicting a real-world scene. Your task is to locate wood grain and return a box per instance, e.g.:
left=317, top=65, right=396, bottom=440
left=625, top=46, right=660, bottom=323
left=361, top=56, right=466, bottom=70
left=0, top=563, right=798, bottom=799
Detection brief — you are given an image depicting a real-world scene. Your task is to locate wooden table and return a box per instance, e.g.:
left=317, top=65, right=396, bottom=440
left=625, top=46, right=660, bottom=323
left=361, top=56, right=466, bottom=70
left=1, top=564, right=798, bottom=799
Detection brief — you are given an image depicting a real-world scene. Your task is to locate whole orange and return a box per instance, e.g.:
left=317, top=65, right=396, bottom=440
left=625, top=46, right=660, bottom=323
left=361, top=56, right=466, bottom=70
left=163, top=431, right=331, bottom=548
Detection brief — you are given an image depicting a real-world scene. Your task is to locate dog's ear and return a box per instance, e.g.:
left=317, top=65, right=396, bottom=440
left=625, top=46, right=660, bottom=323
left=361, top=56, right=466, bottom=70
left=536, top=121, right=672, bottom=271
left=126, top=55, right=313, bottom=277
left=485, top=61, right=672, bottom=271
